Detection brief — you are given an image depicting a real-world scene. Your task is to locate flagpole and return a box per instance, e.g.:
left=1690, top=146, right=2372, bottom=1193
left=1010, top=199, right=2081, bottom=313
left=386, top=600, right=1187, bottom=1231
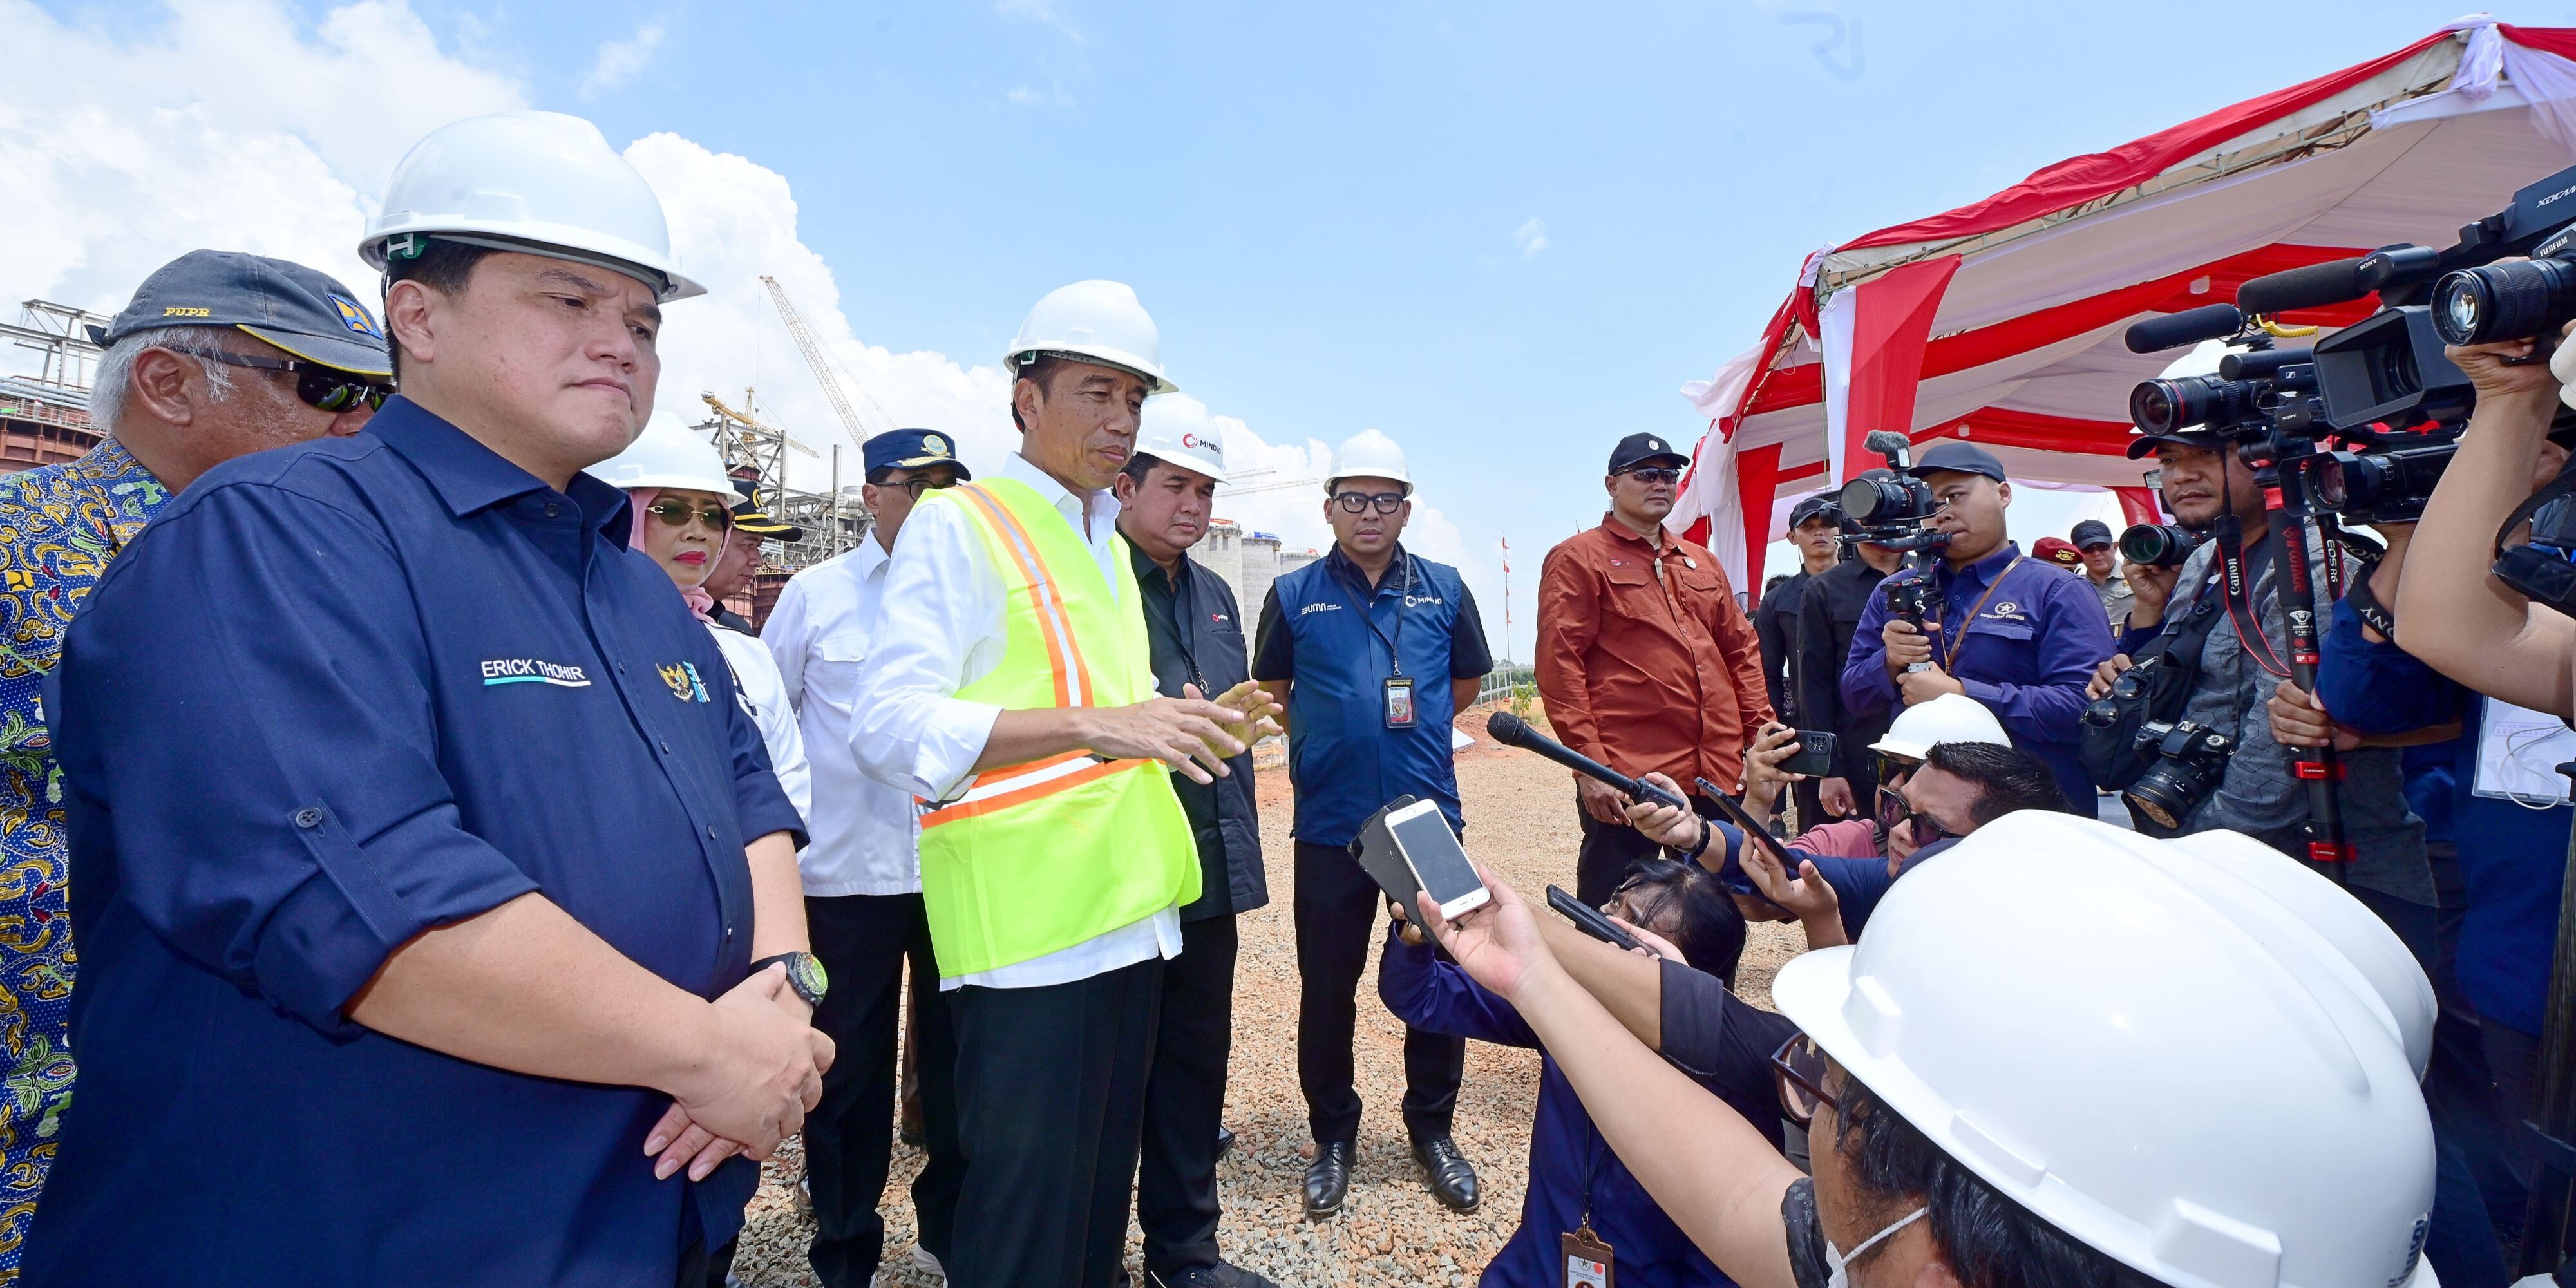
left=1501, top=532, right=1513, bottom=668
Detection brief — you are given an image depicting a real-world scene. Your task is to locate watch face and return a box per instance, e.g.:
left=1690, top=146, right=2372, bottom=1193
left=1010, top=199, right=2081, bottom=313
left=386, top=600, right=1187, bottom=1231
left=790, top=952, right=828, bottom=1001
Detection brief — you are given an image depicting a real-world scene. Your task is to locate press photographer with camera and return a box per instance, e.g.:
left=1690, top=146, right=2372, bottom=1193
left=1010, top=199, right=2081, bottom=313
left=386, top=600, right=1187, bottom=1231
left=1796, top=489, right=1908, bottom=820
left=1838, top=440, right=2115, bottom=813
left=2084, top=422, right=2435, bottom=919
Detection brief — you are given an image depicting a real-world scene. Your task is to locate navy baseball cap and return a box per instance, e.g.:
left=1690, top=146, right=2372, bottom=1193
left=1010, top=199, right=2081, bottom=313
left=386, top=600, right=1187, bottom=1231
left=2124, top=428, right=2224, bottom=460
left=1905, top=440, right=2007, bottom=483
left=88, top=250, right=392, bottom=377
left=864, top=428, right=972, bottom=482
left=1607, top=432, right=1689, bottom=474
left=1788, top=493, right=1840, bottom=529
left=2070, top=520, right=2117, bottom=550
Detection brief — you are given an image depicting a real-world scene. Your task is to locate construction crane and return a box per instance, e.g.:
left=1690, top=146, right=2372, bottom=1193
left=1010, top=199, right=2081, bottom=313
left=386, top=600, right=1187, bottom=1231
left=1217, top=474, right=1331, bottom=497
left=761, top=274, right=894, bottom=448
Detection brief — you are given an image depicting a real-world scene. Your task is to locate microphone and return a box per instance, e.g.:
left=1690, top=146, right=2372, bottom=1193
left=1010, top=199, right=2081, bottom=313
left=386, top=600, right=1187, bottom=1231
left=1862, top=430, right=1911, bottom=454
left=2124, top=303, right=2244, bottom=354
left=2235, top=258, right=2371, bottom=316
left=1484, top=712, right=1691, bottom=811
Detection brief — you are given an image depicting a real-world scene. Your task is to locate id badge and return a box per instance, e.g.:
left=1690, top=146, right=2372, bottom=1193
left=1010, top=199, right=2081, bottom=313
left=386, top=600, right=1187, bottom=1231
left=1383, top=675, right=1417, bottom=729
left=1561, top=1228, right=1614, bottom=1288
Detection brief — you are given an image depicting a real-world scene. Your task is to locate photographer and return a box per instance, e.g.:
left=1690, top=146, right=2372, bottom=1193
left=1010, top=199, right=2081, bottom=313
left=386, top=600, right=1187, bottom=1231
left=1839, top=442, right=2115, bottom=813
left=2396, top=324, right=2576, bottom=717
left=1795, top=496, right=1906, bottom=818
left=2087, top=424, right=2435, bottom=919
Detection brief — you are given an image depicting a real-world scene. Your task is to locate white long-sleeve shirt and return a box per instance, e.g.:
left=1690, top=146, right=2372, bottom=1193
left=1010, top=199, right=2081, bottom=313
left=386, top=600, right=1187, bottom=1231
left=706, top=621, right=809, bottom=822
left=851, top=453, right=1183, bottom=989
left=762, top=538, right=922, bottom=896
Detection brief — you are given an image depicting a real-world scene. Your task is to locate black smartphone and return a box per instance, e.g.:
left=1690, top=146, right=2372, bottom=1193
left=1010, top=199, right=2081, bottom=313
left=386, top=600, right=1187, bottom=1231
left=1782, top=728, right=1837, bottom=778
left=1545, top=884, right=1641, bottom=952
left=1694, top=777, right=1802, bottom=869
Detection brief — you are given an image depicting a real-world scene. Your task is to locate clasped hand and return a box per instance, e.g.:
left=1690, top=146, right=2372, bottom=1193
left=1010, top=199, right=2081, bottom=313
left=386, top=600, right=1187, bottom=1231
left=1088, top=680, right=1283, bottom=784
left=642, top=963, right=837, bottom=1184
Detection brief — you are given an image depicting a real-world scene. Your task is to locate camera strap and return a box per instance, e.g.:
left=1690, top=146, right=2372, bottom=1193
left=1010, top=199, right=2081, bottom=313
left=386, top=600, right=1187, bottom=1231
left=2213, top=515, right=2293, bottom=680
left=2494, top=468, right=2576, bottom=562
left=1940, top=556, right=2025, bottom=672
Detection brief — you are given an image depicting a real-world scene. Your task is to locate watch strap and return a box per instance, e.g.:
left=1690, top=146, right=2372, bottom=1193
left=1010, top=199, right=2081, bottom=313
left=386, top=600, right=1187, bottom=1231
left=748, top=951, right=827, bottom=1005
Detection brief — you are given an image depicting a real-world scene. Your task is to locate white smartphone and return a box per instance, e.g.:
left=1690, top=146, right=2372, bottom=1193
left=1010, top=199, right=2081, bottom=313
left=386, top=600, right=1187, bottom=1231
left=1385, top=798, right=1490, bottom=920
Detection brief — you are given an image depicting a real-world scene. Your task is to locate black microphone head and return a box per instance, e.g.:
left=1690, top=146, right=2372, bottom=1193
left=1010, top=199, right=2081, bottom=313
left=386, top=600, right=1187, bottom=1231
left=1862, top=430, right=1911, bottom=454
left=2235, top=259, right=2369, bottom=316
left=1484, top=711, right=1528, bottom=746
left=2124, top=303, right=2244, bottom=354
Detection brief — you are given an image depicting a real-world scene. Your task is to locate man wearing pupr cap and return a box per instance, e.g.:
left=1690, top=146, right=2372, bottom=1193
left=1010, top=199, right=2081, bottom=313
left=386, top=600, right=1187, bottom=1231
left=1839, top=439, right=2114, bottom=812
left=0, top=249, right=391, bottom=1278
left=1537, top=431, right=1770, bottom=907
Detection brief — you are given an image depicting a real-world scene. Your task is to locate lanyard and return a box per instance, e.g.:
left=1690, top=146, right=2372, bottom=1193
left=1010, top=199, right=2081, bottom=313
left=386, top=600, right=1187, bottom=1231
left=1939, top=556, right=2025, bottom=672
left=1336, top=553, right=1415, bottom=678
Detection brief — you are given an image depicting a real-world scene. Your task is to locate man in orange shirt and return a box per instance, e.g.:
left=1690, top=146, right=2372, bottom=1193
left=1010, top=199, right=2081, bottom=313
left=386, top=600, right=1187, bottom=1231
left=1537, top=433, right=1772, bottom=905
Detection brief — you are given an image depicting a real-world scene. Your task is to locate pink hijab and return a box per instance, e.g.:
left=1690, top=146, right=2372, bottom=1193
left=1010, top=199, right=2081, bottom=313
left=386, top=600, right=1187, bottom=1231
left=626, top=486, right=729, bottom=623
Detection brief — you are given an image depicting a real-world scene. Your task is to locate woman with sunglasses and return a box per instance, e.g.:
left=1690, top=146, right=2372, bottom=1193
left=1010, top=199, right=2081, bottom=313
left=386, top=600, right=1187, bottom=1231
left=595, top=415, right=810, bottom=825
left=1378, top=857, right=1793, bottom=1288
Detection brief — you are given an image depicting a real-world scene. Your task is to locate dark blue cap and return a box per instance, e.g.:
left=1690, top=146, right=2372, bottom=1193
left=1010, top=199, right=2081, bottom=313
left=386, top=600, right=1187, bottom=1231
left=863, top=428, right=972, bottom=482
left=1788, top=492, right=1840, bottom=529
left=1608, top=431, right=1689, bottom=474
left=88, top=250, right=391, bottom=377
left=2070, top=520, right=2117, bottom=549
left=1906, top=440, right=2007, bottom=483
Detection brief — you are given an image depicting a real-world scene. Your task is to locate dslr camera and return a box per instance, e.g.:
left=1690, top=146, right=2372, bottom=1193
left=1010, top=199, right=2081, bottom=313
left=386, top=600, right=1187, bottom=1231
left=1839, top=430, right=1948, bottom=673
left=2118, top=522, right=2202, bottom=569
left=2125, top=719, right=2237, bottom=831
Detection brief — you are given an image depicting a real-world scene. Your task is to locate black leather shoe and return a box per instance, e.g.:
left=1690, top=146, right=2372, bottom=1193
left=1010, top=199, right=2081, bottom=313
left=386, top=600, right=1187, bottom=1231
left=1414, top=1135, right=1480, bottom=1212
left=1303, top=1140, right=1355, bottom=1218
left=1217, top=1125, right=1235, bottom=1155
left=1148, top=1262, right=1280, bottom=1288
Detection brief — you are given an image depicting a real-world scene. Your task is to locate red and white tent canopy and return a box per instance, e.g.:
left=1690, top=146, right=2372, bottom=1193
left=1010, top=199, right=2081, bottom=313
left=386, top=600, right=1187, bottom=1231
left=1675, top=17, right=2576, bottom=593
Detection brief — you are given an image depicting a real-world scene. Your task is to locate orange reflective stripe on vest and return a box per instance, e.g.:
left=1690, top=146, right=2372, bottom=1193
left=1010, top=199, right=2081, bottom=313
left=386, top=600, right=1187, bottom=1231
left=951, top=482, right=1097, bottom=708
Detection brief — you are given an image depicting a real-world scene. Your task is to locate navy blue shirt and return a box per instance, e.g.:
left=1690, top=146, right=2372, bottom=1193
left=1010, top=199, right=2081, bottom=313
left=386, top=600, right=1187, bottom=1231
left=1253, top=544, right=1492, bottom=846
left=28, top=399, right=806, bottom=1286
left=1839, top=542, right=2114, bottom=811
left=2316, top=596, right=2570, bottom=1036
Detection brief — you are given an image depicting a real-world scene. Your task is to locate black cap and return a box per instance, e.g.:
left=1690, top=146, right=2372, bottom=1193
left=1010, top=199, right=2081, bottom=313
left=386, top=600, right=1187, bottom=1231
left=1906, top=440, right=2007, bottom=482
left=2123, top=428, right=2224, bottom=460
left=2070, top=520, right=2116, bottom=550
left=1788, top=493, right=1840, bottom=529
left=1608, top=432, right=1689, bottom=474
left=88, top=250, right=392, bottom=377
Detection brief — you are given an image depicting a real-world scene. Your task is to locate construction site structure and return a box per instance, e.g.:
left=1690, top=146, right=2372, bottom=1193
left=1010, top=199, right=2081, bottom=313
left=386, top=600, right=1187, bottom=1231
left=0, top=301, right=108, bottom=471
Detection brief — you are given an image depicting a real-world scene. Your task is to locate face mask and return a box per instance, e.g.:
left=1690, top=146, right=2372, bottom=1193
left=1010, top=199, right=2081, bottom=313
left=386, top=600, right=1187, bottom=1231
left=1824, top=1206, right=1926, bottom=1288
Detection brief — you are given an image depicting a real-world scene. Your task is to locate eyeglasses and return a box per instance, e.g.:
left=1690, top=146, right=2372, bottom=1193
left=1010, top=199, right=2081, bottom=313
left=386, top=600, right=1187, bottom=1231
left=1618, top=467, right=1682, bottom=485
left=1873, top=753, right=1918, bottom=794
left=1771, top=1033, right=1841, bottom=1126
left=1334, top=491, right=1406, bottom=515
left=646, top=498, right=733, bottom=531
left=169, top=346, right=395, bottom=413
left=1877, top=784, right=1962, bottom=846
left=898, top=476, right=958, bottom=501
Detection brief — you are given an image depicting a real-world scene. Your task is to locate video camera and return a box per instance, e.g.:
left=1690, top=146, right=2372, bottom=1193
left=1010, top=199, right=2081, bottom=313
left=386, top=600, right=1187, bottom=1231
left=1835, top=430, right=1949, bottom=554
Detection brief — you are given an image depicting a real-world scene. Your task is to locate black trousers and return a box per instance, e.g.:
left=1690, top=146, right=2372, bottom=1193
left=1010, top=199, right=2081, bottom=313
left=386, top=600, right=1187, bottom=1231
left=1573, top=800, right=1667, bottom=909
left=1295, top=840, right=1463, bottom=1146
left=1137, top=914, right=1239, bottom=1275
left=804, top=893, right=962, bottom=1287
left=951, top=956, right=1164, bottom=1288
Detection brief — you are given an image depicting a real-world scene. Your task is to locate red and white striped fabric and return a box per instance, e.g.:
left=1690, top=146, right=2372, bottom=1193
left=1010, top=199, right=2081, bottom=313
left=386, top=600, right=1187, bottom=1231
left=1673, top=17, right=2576, bottom=594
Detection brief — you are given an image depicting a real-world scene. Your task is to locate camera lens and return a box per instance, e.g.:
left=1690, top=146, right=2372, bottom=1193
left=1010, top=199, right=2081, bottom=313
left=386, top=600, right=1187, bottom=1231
left=2431, top=258, right=2576, bottom=345
left=2311, top=457, right=2349, bottom=509
left=2117, top=522, right=2200, bottom=567
left=2129, top=381, right=2179, bottom=435
left=1837, top=475, right=1908, bottom=524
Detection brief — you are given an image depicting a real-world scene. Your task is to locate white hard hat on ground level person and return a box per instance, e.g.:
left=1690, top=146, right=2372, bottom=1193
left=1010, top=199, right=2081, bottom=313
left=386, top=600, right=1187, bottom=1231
left=1867, top=692, right=2010, bottom=761
left=589, top=413, right=734, bottom=497
left=1773, top=811, right=2437, bottom=1288
left=1005, top=280, right=1176, bottom=395
left=1327, top=428, right=1412, bottom=497
left=361, top=111, right=705, bottom=302
left=1133, top=406, right=1229, bottom=484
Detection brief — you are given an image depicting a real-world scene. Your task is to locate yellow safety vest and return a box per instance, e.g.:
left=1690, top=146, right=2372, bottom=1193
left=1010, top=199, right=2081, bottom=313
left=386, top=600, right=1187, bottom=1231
left=914, top=479, right=1200, bottom=976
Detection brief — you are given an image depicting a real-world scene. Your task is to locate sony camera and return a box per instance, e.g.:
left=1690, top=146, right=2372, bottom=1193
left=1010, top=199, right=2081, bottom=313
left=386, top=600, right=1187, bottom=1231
left=2126, top=345, right=2322, bottom=442
left=2125, top=719, right=2237, bottom=831
left=2118, top=522, right=2203, bottom=569
left=1837, top=433, right=1948, bottom=556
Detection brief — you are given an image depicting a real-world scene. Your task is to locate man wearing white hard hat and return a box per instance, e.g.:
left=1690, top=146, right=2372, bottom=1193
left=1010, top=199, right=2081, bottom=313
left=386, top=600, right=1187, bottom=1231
left=1413, top=812, right=2441, bottom=1288
left=853, top=282, right=1278, bottom=1288
left=1112, top=412, right=1278, bottom=1288
left=1251, top=427, right=1496, bottom=1218
left=27, top=113, right=829, bottom=1287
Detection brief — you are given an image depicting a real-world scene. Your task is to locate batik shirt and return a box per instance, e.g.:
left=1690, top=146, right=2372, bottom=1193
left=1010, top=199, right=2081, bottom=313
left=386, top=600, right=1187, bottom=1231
left=0, top=438, right=170, bottom=1280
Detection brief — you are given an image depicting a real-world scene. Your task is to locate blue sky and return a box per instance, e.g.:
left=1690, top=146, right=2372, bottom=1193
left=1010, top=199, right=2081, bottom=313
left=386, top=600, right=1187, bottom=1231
left=15, top=0, right=2567, bottom=656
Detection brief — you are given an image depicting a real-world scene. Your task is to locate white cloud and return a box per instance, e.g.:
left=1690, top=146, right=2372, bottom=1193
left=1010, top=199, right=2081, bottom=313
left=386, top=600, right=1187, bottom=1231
left=580, top=21, right=665, bottom=99
left=1513, top=216, right=1549, bottom=257
left=996, top=0, right=1081, bottom=41
left=1003, top=84, right=1072, bottom=109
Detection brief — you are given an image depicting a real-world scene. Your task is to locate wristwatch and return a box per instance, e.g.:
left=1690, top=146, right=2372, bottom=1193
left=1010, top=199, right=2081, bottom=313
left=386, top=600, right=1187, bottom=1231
left=749, top=951, right=829, bottom=1007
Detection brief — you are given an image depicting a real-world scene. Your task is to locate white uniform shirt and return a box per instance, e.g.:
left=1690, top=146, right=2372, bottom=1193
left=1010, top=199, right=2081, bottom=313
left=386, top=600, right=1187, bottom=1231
left=762, top=539, right=923, bottom=896
left=853, top=453, right=1184, bottom=990
left=706, top=621, right=810, bottom=822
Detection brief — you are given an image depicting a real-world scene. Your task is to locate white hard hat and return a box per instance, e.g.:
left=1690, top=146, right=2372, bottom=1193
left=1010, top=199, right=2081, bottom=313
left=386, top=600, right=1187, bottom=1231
left=589, top=413, right=734, bottom=496
left=1327, top=428, right=1413, bottom=497
left=361, top=111, right=705, bottom=302
left=1773, top=812, right=2436, bottom=1288
left=1005, top=280, right=1175, bottom=395
left=1868, top=692, right=2010, bottom=761
left=1134, top=406, right=1229, bottom=484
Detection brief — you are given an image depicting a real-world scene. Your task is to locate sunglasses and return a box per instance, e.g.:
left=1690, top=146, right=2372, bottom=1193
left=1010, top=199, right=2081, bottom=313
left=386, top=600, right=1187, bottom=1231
left=172, top=347, right=394, bottom=413
left=1618, top=466, right=1683, bottom=485
left=1877, top=784, right=1961, bottom=846
left=898, top=476, right=959, bottom=501
left=1771, top=1033, right=1841, bottom=1126
left=1334, top=491, right=1406, bottom=515
left=646, top=498, right=734, bottom=531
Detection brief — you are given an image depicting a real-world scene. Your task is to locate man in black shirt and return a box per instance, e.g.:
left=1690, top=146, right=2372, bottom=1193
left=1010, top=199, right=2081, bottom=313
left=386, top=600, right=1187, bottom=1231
left=1754, top=494, right=1839, bottom=824
left=1113, top=429, right=1276, bottom=1288
left=1794, top=498, right=1904, bottom=819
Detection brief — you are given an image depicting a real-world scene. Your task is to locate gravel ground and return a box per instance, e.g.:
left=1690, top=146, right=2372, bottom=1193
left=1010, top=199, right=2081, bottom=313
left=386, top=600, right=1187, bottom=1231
left=732, top=710, right=1799, bottom=1287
